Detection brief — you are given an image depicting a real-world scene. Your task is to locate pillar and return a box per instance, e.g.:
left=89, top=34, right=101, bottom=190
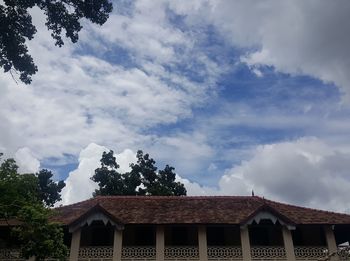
left=240, top=226, right=252, bottom=261
left=113, top=228, right=123, bottom=261
left=282, top=227, right=296, bottom=261
left=324, top=226, right=339, bottom=261
left=156, top=226, right=165, bottom=261
left=69, top=228, right=81, bottom=261
left=198, top=226, right=208, bottom=261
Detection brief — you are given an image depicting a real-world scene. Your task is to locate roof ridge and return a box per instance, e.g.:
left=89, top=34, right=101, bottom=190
left=55, top=197, right=97, bottom=209
left=263, top=197, right=350, bottom=217
left=57, top=196, right=350, bottom=217
left=94, top=195, right=255, bottom=200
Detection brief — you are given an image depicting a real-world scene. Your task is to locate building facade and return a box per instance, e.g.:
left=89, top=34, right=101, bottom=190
left=1, top=196, right=350, bottom=261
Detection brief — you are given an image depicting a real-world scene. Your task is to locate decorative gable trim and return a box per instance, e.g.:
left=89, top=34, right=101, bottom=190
left=240, top=204, right=296, bottom=229
left=68, top=203, right=124, bottom=232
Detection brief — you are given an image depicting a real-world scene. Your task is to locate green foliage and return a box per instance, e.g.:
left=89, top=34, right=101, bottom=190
left=0, top=157, right=38, bottom=218
left=0, top=154, right=67, bottom=260
left=37, top=169, right=66, bottom=207
left=92, top=150, right=141, bottom=196
left=0, top=0, right=113, bottom=84
left=92, top=150, right=187, bottom=196
left=14, top=205, right=68, bottom=261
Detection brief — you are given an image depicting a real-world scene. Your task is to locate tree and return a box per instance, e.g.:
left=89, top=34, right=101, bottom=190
left=0, top=0, right=113, bottom=84
left=131, top=150, right=187, bottom=196
left=0, top=153, right=67, bottom=260
left=92, top=150, right=187, bottom=196
left=37, top=169, right=66, bottom=207
left=91, top=150, right=142, bottom=196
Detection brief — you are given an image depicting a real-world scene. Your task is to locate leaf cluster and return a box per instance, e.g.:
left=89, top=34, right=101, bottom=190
left=13, top=205, right=68, bottom=261
left=0, top=153, right=67, bottom=260
left=0, top=0, right=113, bottom=83
left=92, top=150, right=187, bottom=196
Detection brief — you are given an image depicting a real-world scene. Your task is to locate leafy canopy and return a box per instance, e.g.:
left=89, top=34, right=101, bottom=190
left=0, top=0, right=113, bottom=84
left=92, top=150, right=187, bottom=196
left=0, top=153, right=67, bottom=260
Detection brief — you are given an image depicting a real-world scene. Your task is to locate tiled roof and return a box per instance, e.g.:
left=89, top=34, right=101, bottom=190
left=53, top=196, right=350, bottom=226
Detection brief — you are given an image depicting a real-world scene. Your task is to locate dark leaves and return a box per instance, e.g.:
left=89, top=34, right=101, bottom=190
left=0, top=154, right=67, bottom=260
left=0, top=0, right=113, bottom=84
left=0, top=4, right=37, bottom=83
left=37, top=169, right=66, bottom=207
left=92, top=149, right=187, bottom=196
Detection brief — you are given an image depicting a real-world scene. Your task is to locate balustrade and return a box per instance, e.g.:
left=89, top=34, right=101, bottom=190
left=121, top=246, right=156, bottom=261
left=78, top=246, right=113, bottom=261
left=0, top=249, right=69, bottom=261
left=207, top=246, right=243, bottom=261
left=294, top=246, right=328, bottom=260
left=0, top=249, right=23, bottom=261
left=2, top=245, right=348, bottom=261
left=251, top=246, right=287, bottom=261
left=164, top=246, right=199, bottom=261
left=337, top=247, right=350, bottom=261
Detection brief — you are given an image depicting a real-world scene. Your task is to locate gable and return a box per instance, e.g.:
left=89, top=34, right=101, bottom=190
left=68, top=203, right=124, bottom=232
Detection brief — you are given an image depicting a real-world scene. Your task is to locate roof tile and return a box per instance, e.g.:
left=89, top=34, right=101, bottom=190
left=53, top=196, right=350, bottom=226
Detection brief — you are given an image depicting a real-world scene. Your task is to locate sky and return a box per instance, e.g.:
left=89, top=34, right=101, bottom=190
left=1, top=0, right=350, bottom=212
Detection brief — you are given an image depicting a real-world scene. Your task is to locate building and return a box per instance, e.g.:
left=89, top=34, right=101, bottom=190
left=1, top=196, right=350, bottom=261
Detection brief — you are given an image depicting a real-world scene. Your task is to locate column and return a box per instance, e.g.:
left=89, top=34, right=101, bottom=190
left=113, top=228, right=123, bottom=261
left=240, top=226, right=252, bottom=261
left=282, top=227, right=296, bottom=261
left=198, top=226, right=208, bottom=261
left=69, top=228, right=81, bottom=261
left=324, top=226, right=339, bottom=261
left=156, top=226, right=165, bottom=261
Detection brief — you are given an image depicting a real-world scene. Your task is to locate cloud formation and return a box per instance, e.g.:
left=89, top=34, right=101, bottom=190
left=170, top=0, right=350, bottom=100
left=60, top=138, right=350, bottom=214
left=2, top=1, right=350, bottom=214
left=15, top=147, right=40, bottom=173
left=220, top=137, right=350, bottom=212
left=60, top=143, right=136, bottom=205
left=0, top=2, right=222, bottom=163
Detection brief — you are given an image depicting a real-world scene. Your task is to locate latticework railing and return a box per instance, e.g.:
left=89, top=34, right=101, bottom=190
left=207, top=246, right=243, bottom=261
left=0, top=248, right=70, bottom=261
left=319, top=246, right=350, bottom=261
left=338, top=247, right=350, bottom=261
left=121, top=246, right=156, bottom=261
left=294, top=246, right=328, bottom=260
left=251, top=246, right=287, bottom=260
left=0, top=249, right=24, bottom=261
left=164, top=246, right=199, bottom=261
left=78, top=246, right=113, bottom=261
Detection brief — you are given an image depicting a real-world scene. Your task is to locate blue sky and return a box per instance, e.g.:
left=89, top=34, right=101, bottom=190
left=1, top=0, right=350, bottom=211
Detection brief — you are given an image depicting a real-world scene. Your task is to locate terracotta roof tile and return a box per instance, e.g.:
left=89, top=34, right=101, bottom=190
left=53, top=196, right=350, bottom=226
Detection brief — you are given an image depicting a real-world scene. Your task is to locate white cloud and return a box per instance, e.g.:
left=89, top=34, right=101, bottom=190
left=219, top=137, right=350, bottom=212
left=59, top=138, right=350, bottom=214
left=176, top=175, right=219, bottom=196
left=0, top=2, right=222, bottom=162
left=60, top=143, right=137, bottom=205
left=60, top=142, right=219, bottom=204
left=60, top=143, right=106, bottom=205
left=14, top=147, right=40, bottom=173
left=147, top=132, right=215, bottom=177
left=115, top=148, right=137, bottom=173
left=169, top=0, right=350, bottom=100
left=252, top=68, right=263, bottom=78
